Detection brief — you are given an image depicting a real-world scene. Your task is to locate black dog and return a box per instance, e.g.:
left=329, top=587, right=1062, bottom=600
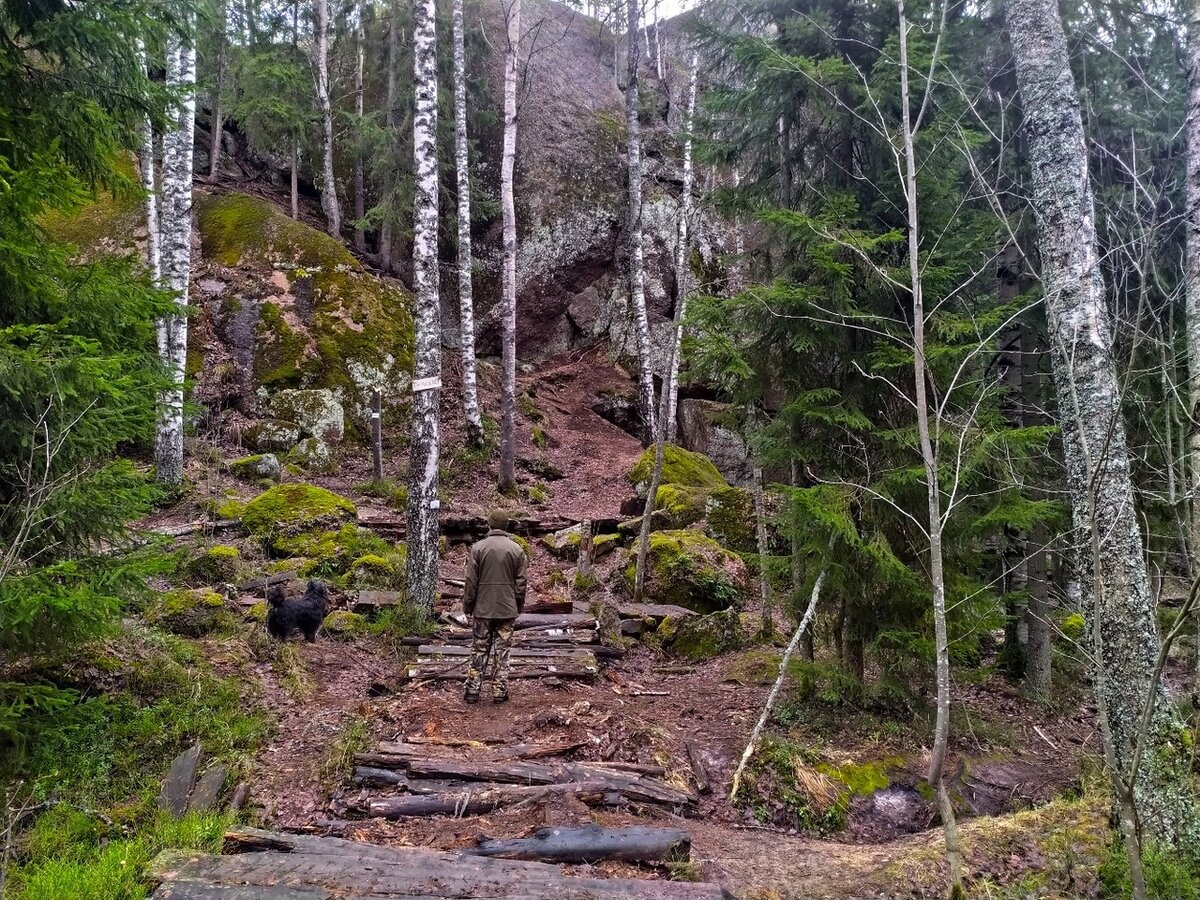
left=266, top=579, right=329, bottom=642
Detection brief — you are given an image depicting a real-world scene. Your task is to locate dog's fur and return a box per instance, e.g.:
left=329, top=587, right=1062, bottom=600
left=266, top=579, right=329, bottom=642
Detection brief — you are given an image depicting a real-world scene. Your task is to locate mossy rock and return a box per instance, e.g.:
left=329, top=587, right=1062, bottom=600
left=653, top=483, right=708, bottom=528
left=623, top=530, right=749, bottom=614
left=541, top=527, right=621, bottom=562
left=245, top=419, right=303, bottom=452
left=273, top=524, right=391, bottom=571
left=286, top=437, right=334, bottom=474
left=322, top=610, right=368, bottom=639
left=229, top=453, right=281, bottom=483
left=246, top=601, right=268, bottom=623
left=242, top=483, right=357, bottom=547
left=147, top=589, right=231, bottom=637
left=39, top=154, right=144, bottom=257
left=347, top=552, right=404, bottom=589
left=271, top=389, right=344, bottom=444
left=705, top=487, right=756, bottom=553
left=667, top=608, right=742, bottom=661
left=195, top=192, right=415, bottom=424
left=725, top=648, right=783, bottom=685
left=185, top=545, right=244, bottom=584
left=628, top=444, right=728, bottom=497
left=511, top=534, right=531, bottom=557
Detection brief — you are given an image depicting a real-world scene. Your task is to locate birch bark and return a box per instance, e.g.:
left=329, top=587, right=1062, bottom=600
left=625, top=0, right=656, bottom=446
left=154, top=21, right=197, bottom=486
left=1008, top=0, right=1200, bottom=848
left=314, top=0, right=341, bottom=237
left=664, top=53, right=697, bottom=444
left=1185, top=0, right=1200, bottom=691
left=137, top=39, right=160, bottom=284
left=380, top=0, right=399, bottom=271
left=498, top=0, right=522, bottom=493
left=454, top=0, right=484, bottom=448
left=405, top=0, right=443, bottom=613
left=353, top=0, right=366, bottom=252
left=897, top=3, right=960, bottom=888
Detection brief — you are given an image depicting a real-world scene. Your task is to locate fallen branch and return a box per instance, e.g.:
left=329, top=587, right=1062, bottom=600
left=729, top=568, right=827, bottom=801
left=468, top=824, right=691, bottom=864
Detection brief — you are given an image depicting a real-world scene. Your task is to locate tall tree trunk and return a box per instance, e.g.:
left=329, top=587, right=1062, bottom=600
left=897, top=3, right=961, bottom=890
left=137, top=39, right=161, bottom=283
left=753, top=461, right=772, bottom=638
left=498, top=0, right=521, bottom=493
left=790, top=456, right=815, bottom=661
left=380, top=0, right=399, bottom=271
left=353, top=0, right=366, bottom=252
left=209, top=0, right=228, bottom=178
left=652, top=0, right=662, bottom=80
left=1186, top=0, right=1200, bottom=694
left=625, top=0, right=655, bottom=446
left=405, top=0, right=442, bottom=613
left=291, top=1, right=300, bottom=221
left=154, top=20, right=197, bottom=486
left=314, top=0, right=341, bottom=236
left=454, top=0, right=484, bottom=448
left=1007, top=0, right=1200, bottom=850
left=1023, top=323, right=1052, bottom=700
left=664, top=52, right=697, bottom=445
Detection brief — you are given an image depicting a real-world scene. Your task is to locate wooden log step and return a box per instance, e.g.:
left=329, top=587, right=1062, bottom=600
left=150, top=830, right=732, bottom=899
left=405, top=660, right=598, bottom=681
left=366, top=781, right=609, bottom=818
left=152, top=884, right=333, bottom=899
left=416, top=645, right=596, bottom=659
left=617, top=603, right=698, bottom=621
left=442, top=612, right=596, bottom=631
left=469, top=824, right=691, bottom=864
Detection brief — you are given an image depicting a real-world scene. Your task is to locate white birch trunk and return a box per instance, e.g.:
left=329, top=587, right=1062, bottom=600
left=897, top=3, right=961, bottom=888
left=498, top=0, right=522, bottom=493
left=154, top=21, right=197, bottom=486
left=353, top=0, right=366, bottom=252
left=454, top=0, right=484, bottom=448
left=405, top=0, right=443, bottom=613
left=137, top=39, right=161, bottom=284
left=380, top=0, right=399, bottom=270
left=626, top=0, right=656, bottom=446
left=1185, top=0, right=1200, bottom=691
left=314, top=0, right=341, bottom=237
left=664, top=53, right=697, bottom=444
left=1008, top=0, right=1200, bottom=849
left=652, top=0, right=662, bottom=80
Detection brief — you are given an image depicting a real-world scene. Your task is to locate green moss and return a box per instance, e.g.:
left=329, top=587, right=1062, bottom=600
left=184, top=545, right=243, bottom=584
left=228, top=454, right=278, bottom=482
left=195, top=192, right=415, bottom=413
left=347, top=552, right=403, bottom=589
left=531, top=425, right=549, bottom=449
left=706, top=487, right=756, bottom=553
left=146, top=589, right=232, bottom=637
left=524, top=483, right=550, bottom=505
left=241, top=483, right=356, bottom=544
left=246, top=600, right=268, bottom=623
left=255, top=301, right=308, bottom=388
left=629, top=444, right=728, bottom=494
left=653, top=483, right=708, bottom=528
left=285, top=437, right=334, bottom=474
left=669, top=608, right=742, bottom=661
left=511, top=534, right=531, bottom=556
left=322, top=610, right=367, bottom=639
left=39, top=155, right=144, bottom=256
left=1060, top=612, right=1085, bottom=641
left=624, top=530, right=747, bottom=613
left=726, top=648, right=783, bottom=685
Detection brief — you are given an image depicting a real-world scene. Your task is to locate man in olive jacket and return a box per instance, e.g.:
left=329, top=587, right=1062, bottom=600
left=462, top=509, right=528, bottom=703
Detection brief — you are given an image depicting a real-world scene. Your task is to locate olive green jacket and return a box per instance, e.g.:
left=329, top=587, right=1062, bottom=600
left=464, top=529, right=528, bottom=620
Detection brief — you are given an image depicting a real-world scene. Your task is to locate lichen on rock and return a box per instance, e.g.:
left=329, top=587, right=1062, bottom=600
left=286, top=437, right=334, bottom=474
left=229, top=453, right=281, bottom=483
left=706, top=487, right=756, bottom=553
left=245, top=419, right=302, bottom=452
left=271, top=389, right=344, bottom=444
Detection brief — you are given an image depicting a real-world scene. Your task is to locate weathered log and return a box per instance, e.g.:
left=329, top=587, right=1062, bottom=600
left=686, top=744, right=711, bottom=795
left=366, top=781, right=609, bottom=818
left=617, top=603, right=697, bottom=621
left=524, top=599, right=575, bottom=614
left=416, top=645, right=596, bottom=659
left=223, top=830, right=298, bottom=853
left=351, top=767, right=470, bottom=793
left=469, top=824, right=691, bottom=864
left=150, top=834, right=733, bottom=899
left=152, top=884, right=332, bottom=900
left=443, top=612, right=596, bottom=631
left=587, top=761, right=668, bottom=777
left=151, top=519, right=241, bottom=538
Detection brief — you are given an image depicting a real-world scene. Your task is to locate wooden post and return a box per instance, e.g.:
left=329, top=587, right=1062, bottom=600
left=371, top=388, right=384, bottom=482
left=578, top=520, right=593, bottom=578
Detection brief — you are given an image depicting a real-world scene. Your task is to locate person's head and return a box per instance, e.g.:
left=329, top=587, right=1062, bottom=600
left=487, top=509, right=511, bottom=532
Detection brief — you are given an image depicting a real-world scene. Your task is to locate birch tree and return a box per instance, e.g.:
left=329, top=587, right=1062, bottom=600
left=1007, top=0, right=1200, bottom=850
left=454, top=0, right=485, bottom=449
left=353, top=0, right=367, bottom=252
left=498, top=0, right=522, bottom=493
left=405, top=0, right=442, bottom=613
left=137, top=39, right=160, bottom=284
left=625, top=0, right=656, bottom=446
left=154, top=17, right=197, bottom=486
left=1186, top=0, right=1200, bottom=689
left=314, top=0, right=341, bottom=236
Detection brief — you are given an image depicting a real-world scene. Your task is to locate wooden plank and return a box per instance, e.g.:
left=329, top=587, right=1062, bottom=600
left=152, top=884, right=334, bottom=900
left=150, top=842, right=732, bottom=899
left=523, top=599, right=575, bottom=614
left=444, top=612, right=595, bottom=631
left=351, top=768, right=469, bottom=793
left=159, top=744, right=202, bottom=817
left=469, top=825, right=691, bottom=864
left=407, top=660, right=598, bottom=681
left=416, top=646, right=595, bottom=659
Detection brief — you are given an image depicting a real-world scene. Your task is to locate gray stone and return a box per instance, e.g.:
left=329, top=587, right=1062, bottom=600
left=288, top=437, right=334, bottom=474
left=231, top=453, right=281, bottom=482
left=677, top=400, right=752, bottom=487
left=271, top=389, right=344, bottom=444
left=246, top=419, right=302, bottom=452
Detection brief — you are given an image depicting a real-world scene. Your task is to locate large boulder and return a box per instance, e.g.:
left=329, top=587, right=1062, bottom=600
left=193, top=192, right=414, bottom=427
left=677, top=400, right=752, bottom=487
left=628, top=444, right=728, bottom=498
left=623, top=530, right=749, bottom=614
left=244, top=419, right=303, bottom=452
left=242, top=483, right=356, bottom=551
left=271, top=389, right=344, bottom=444
left=705, top=487, right=757, bottom=553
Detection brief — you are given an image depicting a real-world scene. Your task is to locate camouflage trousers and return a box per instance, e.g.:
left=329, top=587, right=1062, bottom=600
left=465, top=618, right=515, bottom=699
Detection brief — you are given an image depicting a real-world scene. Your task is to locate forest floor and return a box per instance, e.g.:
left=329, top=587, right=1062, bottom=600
left=137, top=346, right=1117, bottom=899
